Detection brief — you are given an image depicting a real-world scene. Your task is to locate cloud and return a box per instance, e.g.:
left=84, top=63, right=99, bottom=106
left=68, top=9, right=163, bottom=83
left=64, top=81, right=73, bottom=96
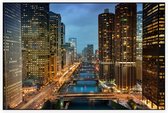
left=50, top=3, right=109, bottom=53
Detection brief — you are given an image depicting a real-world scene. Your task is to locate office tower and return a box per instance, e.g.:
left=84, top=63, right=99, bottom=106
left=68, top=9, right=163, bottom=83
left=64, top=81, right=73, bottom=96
left=49, top=11, right=58, bottom=81
left=64, top=43, right=74, bottom=66
left=21, top=4, right=49, bottom=84
left=136, top=11, right=142, bottom=82
left=3, top=3, right=22, bottom=109
left=142, top=3, right=165, bottom=109
left=61, top=22, right=65, bottom=69
left=98, top=9, right=115, bottom=81
left=69, top=38, right=77, bottom=61
left=115, top=4, right=136, bottom=91
left=87, top=44, right=94, bottom=63
left=82, top=47, right=88, bottom=62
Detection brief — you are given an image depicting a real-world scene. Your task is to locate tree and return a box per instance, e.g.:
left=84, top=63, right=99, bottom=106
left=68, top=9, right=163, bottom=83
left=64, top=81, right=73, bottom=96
left=42, top=100, right=52, bottom=109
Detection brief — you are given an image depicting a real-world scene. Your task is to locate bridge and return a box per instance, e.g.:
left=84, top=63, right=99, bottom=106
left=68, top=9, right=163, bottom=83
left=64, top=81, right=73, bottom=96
left=55, top=93, right=131, bottom=101
left=73, top=78, right=99, bottom=81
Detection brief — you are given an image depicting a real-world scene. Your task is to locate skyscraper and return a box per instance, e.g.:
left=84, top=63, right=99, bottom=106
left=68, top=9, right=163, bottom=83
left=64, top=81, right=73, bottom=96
left=69, top=38, right=77, bottom=61
left=142, top=3, right=165, bottom=109
left=3, top=3, right=22, bottom=109
left=82, top=47, right=88, bottom=62
left=49, top=11, right=61, bottom=80
left=136, top=11, right=142, bottom=59
left=115, top=3, right=137, bottom=91
left=87, top=44, right=94, bottom=63
left=61, top=22, right=65, bottom=69
left=98, top=9, right=115, bottom=81
left=136, top=11, right=142, bottom=82
left=64, top=42, right=74, bottom=66
left=21, top=3, right=49, bottom=84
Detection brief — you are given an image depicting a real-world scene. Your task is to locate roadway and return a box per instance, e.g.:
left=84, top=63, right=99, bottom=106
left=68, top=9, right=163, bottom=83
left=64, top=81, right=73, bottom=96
left=15, top=62, right=80, bottom=110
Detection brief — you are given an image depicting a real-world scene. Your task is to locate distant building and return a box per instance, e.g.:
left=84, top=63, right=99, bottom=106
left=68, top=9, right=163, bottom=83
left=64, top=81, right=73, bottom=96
left=115, top=3, right=137, bottom=91
left=142, top=3, right=165, bottom=109
left=136, top=11, right=142, bottom=82
left=69, top=38, right=77, bottom=61
left=98, top=9, right=115, bottom=81
left=87, top=44, right=94, bottom=63
left=21, top=3, right=49, bottom=84
left=3, top=3, right=22, bottom=109
left=95, top=50, right=99, bottom=60
left=64, top=43, right=74, bottom=66
left=82, top=44, right=94, bottom=63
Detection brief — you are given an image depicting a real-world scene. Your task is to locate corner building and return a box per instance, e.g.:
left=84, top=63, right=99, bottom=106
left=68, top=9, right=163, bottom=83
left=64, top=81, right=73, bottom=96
left=98, top=9, right=115, bottom=81
left=142, top=3, right=165, bottom=109
left=115, top=4, right=137, bottom=91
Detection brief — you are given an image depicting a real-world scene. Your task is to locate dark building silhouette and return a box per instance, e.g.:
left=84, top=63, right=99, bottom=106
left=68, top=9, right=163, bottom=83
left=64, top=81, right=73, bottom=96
left=61, top=22, right=66, bottom=69
left=142, top=3, right=165, bottom=109
left=115, top=3, right=137, bottom=91
left=98, top=9, right=115, bottom=81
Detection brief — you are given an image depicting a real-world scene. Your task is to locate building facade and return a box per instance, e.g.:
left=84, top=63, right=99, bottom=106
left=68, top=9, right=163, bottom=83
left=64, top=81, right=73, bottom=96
left=3, top=3, right=22, bottom=109
left=69, top=38, right=77, bottom=61
left=64, top=43, right=74, bottom=66
left=142, top=3, right=165, bottom=109
left=136, top=11, right=143, bottom=82
left=98, top=9, right=115, bottom=81
left=86, top=44, right=94, bottom=63
left=115, top=4, right=137, bottom=91
left=61, top=22, right=66, bottom=69
left=21, top=3, right=49, bottom=84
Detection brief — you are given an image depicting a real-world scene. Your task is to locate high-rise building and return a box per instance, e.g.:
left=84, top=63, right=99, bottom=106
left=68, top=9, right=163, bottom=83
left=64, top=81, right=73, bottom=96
left=82, top=47, right=88, bottom=62
left=64, top=43, right=74, bottom=66
left=61, top=22, right=66, bottom=69
left=142, top=3, right=165, bottom=109
left=82, top=44, right=94, bottom=63
left=69, top=38, right=77, bottom=61
left=136, top=11, right=142, bottom=60
left=87, top=44, right=94, bottom=63
left=21, top=3, right=49, bottom=84
left=115, top=4, right=137, bottom=91
left=49, top=12, right=62, bottom=74
left=98, top=9, right=115, bottom=81
left=3, top=3, right=22, bottom=109
left=136, top=11, right=142, bottom=82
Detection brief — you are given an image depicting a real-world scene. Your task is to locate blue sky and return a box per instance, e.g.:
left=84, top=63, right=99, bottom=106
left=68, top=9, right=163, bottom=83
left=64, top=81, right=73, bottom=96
left=50, top=3, right=142, bottom=53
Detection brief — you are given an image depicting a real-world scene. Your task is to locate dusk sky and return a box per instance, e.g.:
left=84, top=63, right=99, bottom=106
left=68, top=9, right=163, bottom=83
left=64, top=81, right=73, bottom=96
left=50, top=3, right=142, bottom=53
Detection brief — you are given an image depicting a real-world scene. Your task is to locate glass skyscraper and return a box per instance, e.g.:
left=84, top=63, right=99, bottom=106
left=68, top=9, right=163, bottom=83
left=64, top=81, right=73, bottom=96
left=136, top=11, right=142, bottom=82
left=3, top=3, right=22, bottom=109
left=69, top=38, right=77, bottom=61
left=142, top=3, right=165, bottom=109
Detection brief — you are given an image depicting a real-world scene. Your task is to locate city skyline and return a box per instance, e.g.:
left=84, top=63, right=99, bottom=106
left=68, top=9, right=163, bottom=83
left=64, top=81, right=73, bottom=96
left=50, top=3, right=142, bottom=53
left=3, top=3, right=165, bottom=110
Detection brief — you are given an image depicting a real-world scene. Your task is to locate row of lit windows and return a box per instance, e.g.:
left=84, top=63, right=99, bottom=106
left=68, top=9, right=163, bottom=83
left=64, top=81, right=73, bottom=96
left=147, top=8, right=158, bottom=17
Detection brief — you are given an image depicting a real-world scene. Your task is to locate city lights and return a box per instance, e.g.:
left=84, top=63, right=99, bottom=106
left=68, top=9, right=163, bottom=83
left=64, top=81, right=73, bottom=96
left=3, top=3, right=165, bottom=110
